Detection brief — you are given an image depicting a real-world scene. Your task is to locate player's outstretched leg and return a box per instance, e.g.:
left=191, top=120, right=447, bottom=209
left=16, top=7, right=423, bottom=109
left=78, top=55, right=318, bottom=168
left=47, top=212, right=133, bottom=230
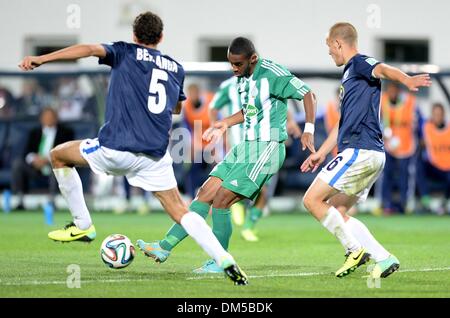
left=138, top=177, right=222, bottom=263
left=303, top=178, right=369, bottom=277
left=48, top=141, right=96, bottom=242
left=149, top=188, right=248, bottom=285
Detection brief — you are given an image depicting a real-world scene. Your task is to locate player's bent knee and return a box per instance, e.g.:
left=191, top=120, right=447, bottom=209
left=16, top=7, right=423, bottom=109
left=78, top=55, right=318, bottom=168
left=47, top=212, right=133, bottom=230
left=50, top=146, right=63, bottom=168
left=302, top=194, right=313, bottom=212
left=212, top=188, right=237, bottom=209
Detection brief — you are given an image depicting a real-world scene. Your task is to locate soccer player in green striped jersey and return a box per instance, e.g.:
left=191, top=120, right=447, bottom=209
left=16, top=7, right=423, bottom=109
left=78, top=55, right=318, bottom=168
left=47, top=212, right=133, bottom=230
left=138, top=37, right=317, bottom=273
left=210, top=76, right=302, bottom=243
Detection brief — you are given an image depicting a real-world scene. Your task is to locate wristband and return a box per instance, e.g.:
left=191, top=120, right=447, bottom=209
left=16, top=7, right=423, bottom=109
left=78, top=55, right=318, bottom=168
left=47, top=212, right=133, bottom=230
left=304, top=122, right=315, bottom=135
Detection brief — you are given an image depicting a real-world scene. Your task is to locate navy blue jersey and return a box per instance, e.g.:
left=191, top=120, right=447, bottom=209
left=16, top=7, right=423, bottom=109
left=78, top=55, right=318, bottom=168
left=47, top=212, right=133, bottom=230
left=337, top=54, right=384, bottom=153
left=98, top=41, right=185, bottom=158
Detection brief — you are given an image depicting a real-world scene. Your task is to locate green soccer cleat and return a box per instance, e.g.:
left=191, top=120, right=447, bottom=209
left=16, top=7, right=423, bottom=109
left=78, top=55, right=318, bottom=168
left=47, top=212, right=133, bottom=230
left=220, top=256, right=248, bottom=286
left=335, top=248, right=371, bottom=278
left=193, top=259, right=224, bottom=274
left=48, top=222, right=96, bottom=242
left=241, top=229, right=259, bottom=242
left=371, top=255, right=400, bottom=279
left=136, top=239, right=170, bottom=263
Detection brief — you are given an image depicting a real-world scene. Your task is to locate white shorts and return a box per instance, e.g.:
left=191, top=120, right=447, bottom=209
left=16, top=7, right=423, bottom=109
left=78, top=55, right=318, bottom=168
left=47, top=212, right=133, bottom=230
left=317, top=148, right=385, bottom=203
left=80, top=138, right=177, bottom=192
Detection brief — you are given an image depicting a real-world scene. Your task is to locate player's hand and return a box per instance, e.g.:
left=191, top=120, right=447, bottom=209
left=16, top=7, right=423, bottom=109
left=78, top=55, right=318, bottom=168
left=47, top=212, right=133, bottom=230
left=32, top=156, right=49, bottom=169
left=18, top=56, right=43, bottom=71
left=203, top=121, right=228, bottom=144
left=300, top=151, right=325, bottom=173
left=300, top=132, right=315, bottom=153
left=405, top=74, right=432, bottom=92
left=287, top=120, right=302, bottom=139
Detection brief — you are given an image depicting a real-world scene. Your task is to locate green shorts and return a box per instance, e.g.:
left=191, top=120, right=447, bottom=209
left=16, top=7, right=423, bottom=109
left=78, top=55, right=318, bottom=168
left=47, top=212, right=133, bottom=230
left=210, top=141, right=286, bottom=200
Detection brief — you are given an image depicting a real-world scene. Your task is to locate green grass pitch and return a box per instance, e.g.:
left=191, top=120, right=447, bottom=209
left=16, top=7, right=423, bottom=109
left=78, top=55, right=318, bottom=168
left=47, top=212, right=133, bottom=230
left=1, top=211, right=449, bottom=297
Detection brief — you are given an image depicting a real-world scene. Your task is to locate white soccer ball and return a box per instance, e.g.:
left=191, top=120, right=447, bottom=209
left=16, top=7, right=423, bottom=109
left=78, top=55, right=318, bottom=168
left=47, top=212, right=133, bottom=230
left=100, top=234, right=136, bottom=269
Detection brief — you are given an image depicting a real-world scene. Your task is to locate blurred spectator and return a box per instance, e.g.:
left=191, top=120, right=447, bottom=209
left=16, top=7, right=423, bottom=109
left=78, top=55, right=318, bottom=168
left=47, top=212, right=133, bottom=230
left=16, top=80, right=54, bottom=117
left=324, top=87, right=341, bottom=157
left=183, top=83, right=213, bottom=199
left=56, top=77, right=87, bottom=121
left=416, top=102, right=450, bottom=214
left=380, top=82, right=423, bottom=214
left=0, top=86, right=17, bottom=118
left=11, top=107, right=74, bottom=210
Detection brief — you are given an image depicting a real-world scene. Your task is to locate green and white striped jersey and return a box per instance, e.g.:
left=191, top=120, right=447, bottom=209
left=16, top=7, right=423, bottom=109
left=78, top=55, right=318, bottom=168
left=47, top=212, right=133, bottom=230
left=237, top=58, right=311, bottom=142
left=209, top=76, right=243, bottom=146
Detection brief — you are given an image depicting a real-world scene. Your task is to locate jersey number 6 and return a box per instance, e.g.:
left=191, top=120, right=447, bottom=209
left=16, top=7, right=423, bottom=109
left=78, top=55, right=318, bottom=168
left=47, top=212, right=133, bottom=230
left=148, top=69, right=168, bottom=114
left=326, top=155, right=343, bottom=171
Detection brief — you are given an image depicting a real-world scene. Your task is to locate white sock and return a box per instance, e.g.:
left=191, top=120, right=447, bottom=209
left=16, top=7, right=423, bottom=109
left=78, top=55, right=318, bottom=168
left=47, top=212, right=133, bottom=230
left=180, top=212, right=233, bottom=267
left=53, top=167, right=92, bottom=230
left=321, top=206, right=362, bottom=252
left=347, top=217, right=390, bottom=262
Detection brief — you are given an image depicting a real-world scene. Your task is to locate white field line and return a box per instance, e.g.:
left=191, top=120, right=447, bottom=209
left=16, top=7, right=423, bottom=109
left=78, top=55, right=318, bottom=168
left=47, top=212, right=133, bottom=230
left=1, top=266, right=450, bottom=286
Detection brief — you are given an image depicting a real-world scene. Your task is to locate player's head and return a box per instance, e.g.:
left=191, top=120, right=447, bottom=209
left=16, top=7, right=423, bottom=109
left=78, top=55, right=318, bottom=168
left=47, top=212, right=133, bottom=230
left=431, top=102, right=445, bottom=127
left=385, top=82, right=401, bottom=101
left=326, top=22, right=358, bottom=66
left=187, top=83, right=201, bottom=103
left=133, top=11, right=164, bottom=47
left=40, top=107, right=58, bottom=128
left=227, top=37, right=258, bottom=78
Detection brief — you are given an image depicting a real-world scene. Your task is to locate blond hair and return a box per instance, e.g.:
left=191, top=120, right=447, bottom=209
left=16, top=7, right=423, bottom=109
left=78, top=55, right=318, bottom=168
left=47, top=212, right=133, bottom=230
left=329, top=22, right=358, bottom=46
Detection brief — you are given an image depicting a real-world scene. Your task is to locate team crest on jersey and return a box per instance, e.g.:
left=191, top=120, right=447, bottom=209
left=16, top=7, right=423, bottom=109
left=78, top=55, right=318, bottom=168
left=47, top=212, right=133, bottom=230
left=244, top=104, right=258, bottom=117
left=339, top=85, right=345, bottom=104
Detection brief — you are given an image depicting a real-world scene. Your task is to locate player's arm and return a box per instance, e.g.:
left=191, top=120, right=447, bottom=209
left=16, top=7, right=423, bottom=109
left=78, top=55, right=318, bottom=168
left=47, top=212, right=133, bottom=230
left=372, top=63, right=432, bottom=92
left=19, top=44, right=106, bottom=71
left=203, top=109, right=244, bottom=144
left=173, top=101, right=183, bottom=115
left=286, top=110, right=302, bottom=138
left=209, top=108, right=220, bottom=124
left=300, top=123, right=338, bottom=173
left=301, top=91, right=317, bottom=152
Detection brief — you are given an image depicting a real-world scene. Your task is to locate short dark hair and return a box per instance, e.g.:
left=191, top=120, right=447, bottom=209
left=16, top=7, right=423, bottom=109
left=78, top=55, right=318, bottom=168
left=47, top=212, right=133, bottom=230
left=228, top=37, right=256, bottom=58
left=133, top=11, right=163, bottom=45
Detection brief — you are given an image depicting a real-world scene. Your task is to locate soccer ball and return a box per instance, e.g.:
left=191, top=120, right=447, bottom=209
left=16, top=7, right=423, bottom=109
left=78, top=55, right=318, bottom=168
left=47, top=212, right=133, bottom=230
left=100, top=234, right=136, bottom=269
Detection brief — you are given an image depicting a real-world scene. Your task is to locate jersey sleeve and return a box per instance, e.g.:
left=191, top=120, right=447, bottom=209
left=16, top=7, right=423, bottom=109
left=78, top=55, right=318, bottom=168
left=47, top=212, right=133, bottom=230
left=354, top=55, right=381, bottom=81
left=271, top=76, right=311, bottom=100
left=210, top=84, right=231, bottom=110
left=177, top=67, right=187, bottom=102
left=98, top=41, right=127, bottom=68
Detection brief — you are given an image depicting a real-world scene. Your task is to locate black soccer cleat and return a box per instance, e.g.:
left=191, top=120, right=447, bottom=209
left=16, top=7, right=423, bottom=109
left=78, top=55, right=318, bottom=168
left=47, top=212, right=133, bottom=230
left=223, top=263, right=249, bottom=286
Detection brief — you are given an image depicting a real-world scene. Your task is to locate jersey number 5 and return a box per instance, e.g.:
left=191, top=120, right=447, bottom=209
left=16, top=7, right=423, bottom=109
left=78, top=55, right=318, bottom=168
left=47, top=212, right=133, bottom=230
left=148, top=69, right=168, bottom=114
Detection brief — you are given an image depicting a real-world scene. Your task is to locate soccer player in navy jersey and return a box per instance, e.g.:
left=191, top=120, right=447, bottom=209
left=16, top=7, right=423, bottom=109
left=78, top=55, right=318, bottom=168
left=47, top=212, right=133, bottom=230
left=19, top=11, right=247, bottom=285
left=301, top=22, right=431, bottom=279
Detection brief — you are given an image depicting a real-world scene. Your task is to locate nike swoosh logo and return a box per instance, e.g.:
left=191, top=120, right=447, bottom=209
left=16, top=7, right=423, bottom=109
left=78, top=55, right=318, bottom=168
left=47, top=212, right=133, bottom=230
left=353, top=251, right=363, bottom=260
left=70, top=232, right=81, bottom=237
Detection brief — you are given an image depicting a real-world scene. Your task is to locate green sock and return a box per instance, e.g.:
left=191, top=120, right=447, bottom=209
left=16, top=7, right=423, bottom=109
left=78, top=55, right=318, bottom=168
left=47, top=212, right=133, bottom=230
left=159, top=200, right=210, bottom=251
left=212, top=207, right=232, bottom=250
left=243, top=206, right=263, bottom=230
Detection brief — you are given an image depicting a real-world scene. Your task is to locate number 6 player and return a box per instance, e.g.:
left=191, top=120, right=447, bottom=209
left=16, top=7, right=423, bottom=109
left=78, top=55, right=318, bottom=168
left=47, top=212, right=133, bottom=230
left=301, top=22, right=431, bottom=279
left=18, top=11, right=248, bottom=285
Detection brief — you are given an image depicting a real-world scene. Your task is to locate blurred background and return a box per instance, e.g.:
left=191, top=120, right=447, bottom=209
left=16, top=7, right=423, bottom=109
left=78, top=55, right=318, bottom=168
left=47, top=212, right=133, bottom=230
left=1, top=0, right=449, bottom=216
